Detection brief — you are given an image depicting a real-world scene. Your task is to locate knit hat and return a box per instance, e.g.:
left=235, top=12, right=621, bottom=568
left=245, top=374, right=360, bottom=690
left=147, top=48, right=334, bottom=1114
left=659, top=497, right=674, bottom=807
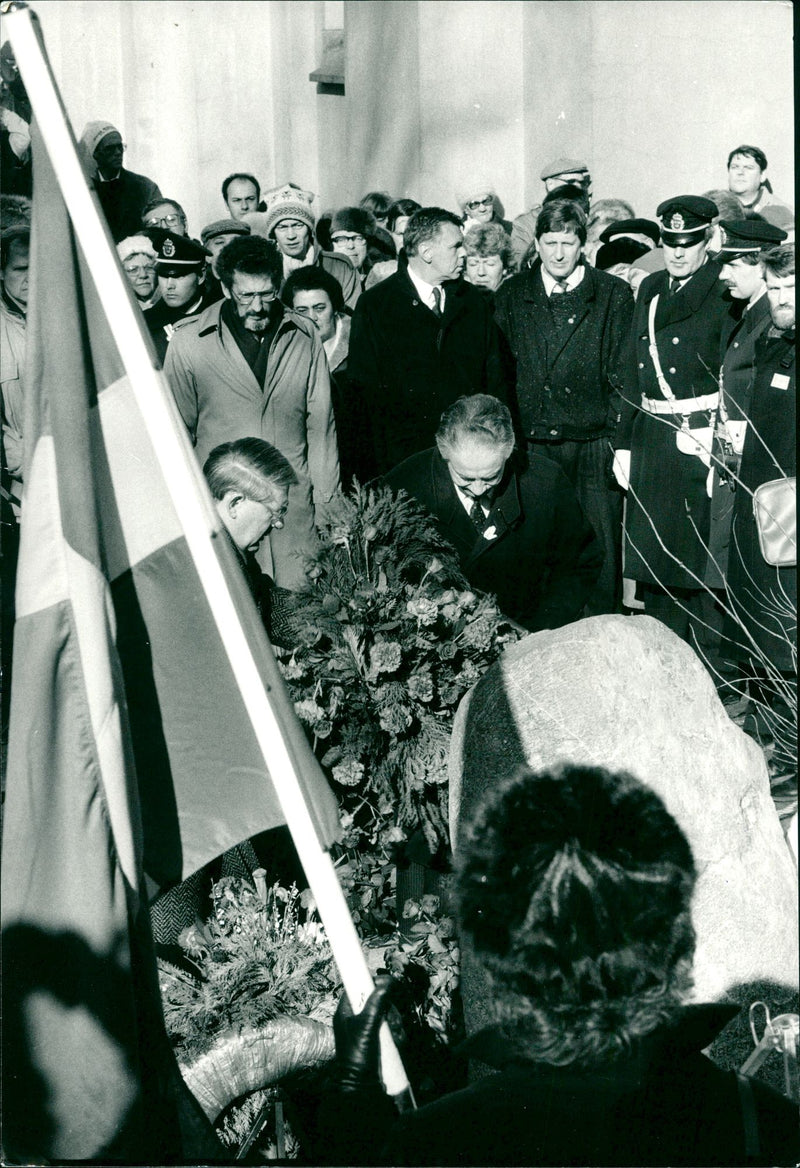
left=330, top=206, right=377, bottom=239
left=261, top=184, right=316, bottom=239
left=80, top=120, right=120, bottom=159
left=200, top=218, right=251, bottom=247
left=594, top=238, right=650, bottom=271
left=116, top=235, right=157, bottom=264
left=455, top=180, right=496, bottom=210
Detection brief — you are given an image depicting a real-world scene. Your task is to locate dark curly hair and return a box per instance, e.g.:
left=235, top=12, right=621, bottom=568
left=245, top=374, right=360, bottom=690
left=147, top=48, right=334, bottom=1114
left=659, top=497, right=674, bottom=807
left=215, top=235, right=283, bottom=292
left=457, top=763, right=696, bottom=1066
left=281, top=264, right=346, bottom=314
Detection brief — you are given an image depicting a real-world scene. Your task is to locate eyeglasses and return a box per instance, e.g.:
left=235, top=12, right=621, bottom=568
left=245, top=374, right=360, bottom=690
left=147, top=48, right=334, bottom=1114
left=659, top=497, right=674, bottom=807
left=466, top=197, right=494, bottom=211
left=331, top=233, right=366, bottom=246
left=123, top=263, right=156, bottom=276
left=231, top=287, right=277, bottom=306
left=145, top=213, right=184, bottom=228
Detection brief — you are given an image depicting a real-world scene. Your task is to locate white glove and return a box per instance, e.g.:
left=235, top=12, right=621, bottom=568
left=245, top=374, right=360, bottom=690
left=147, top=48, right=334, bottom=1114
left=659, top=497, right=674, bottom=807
left=612, top=449, right=631, bottom=491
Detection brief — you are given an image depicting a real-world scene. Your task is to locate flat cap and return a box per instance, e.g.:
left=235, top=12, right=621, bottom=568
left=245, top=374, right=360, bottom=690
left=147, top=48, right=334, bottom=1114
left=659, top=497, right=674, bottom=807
left=200, top=218, right=251, bottom=246
left=657, top=195, right=718, bottom=242
left=716, top=218, right=787, bottom=259
left=599, top=218, right=660, bottom=247
left=540, top=156, right=589, bottom=182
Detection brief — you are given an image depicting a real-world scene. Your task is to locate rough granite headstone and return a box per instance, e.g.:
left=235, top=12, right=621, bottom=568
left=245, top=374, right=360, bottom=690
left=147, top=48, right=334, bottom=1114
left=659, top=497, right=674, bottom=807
left=449, top=615, right=798, bottom=1077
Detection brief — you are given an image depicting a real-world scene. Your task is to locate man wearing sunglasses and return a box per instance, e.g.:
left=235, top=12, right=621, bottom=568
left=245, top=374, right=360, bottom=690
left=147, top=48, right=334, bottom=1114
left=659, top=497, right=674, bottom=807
left=78, top=120, right=162, bottom=243
left=164, top=234, right=339, bottom=591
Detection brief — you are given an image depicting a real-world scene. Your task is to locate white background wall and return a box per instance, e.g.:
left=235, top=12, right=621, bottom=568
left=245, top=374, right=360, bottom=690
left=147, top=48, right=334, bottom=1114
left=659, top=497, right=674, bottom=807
left=3, top=0, right=793, bottom=231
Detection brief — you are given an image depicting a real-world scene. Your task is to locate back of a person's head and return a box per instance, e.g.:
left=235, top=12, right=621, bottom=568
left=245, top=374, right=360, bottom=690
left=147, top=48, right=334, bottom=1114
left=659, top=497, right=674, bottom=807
left=359, top=191, right=393, bottom=218
left=215, top=234, right=283, bottom=290
left=203, top=436, right=297, bottom=501
left=387, top=198, right=422, bottom=232
left=457, top=763, right=696, bottom=1066
left=542, top=183, right=591, bottom=215
left=702, top=189, right=744, bottom=222
left=403, top=207, right=462, bottom=256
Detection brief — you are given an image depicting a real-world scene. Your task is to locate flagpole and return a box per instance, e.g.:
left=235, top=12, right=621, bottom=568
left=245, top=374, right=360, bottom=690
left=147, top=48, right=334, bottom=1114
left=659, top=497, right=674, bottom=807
left=4, top=2, right=412, bottom=1101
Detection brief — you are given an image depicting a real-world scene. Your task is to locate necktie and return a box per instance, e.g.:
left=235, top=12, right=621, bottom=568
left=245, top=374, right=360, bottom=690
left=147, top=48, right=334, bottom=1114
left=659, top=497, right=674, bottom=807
left=552, top=280, right=568, bottom=295
left=431, top=286, right=442, bottom=317
left=468, top=498, right=487, bottom=533
left=669, top=277, right=682, bottom=295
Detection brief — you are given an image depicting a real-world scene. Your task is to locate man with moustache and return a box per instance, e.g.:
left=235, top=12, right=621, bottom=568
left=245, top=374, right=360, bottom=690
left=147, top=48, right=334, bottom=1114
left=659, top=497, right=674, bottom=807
left=348, top=207, right=509, bottom=479
left=613, top=196, right=729, bottom=644
left=164, top=234, right=339, bottom=590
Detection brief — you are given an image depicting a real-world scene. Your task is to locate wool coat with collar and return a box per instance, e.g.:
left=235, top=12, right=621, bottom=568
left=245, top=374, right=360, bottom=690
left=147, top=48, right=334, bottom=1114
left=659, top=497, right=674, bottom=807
left=164, top=301, right=339, bottom=589
left=384, top=447, right=602, bottom=631
left=616, top=259, right=730, bottom=587
left=494, top=258, right=635, bottom=442
left=347, top=264, right=510, bottom=480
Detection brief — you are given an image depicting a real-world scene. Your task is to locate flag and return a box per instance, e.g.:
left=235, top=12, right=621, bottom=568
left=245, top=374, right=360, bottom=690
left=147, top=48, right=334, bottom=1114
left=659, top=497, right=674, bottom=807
left=1, top=55, right=340, bottom=1163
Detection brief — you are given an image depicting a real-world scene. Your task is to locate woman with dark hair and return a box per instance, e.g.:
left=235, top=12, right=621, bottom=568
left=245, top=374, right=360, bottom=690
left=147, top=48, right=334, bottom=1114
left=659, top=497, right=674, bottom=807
left=363, top=198, right=422, bottom=290
left=359, top=190, right=393, bottom=227
left=323, top=763, right=799, bottom=1166
left=727, top=145, right=791, bottom=217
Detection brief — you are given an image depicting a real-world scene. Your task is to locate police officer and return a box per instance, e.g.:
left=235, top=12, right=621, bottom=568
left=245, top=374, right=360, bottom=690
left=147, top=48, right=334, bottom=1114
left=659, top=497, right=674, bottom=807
left=707, top=218, right=787, bottom=591
left=613, top=195, right=729, bottom=644
left=143, top=230, right=215, bottom=364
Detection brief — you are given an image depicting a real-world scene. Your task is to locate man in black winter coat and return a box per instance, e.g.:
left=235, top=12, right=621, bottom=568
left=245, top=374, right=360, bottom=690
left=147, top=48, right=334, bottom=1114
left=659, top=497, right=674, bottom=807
left=348, top=208, right=509, bottom=481
left=495, top=199, right=634, bottom=615
left=384, top=394, right=601, bottom=632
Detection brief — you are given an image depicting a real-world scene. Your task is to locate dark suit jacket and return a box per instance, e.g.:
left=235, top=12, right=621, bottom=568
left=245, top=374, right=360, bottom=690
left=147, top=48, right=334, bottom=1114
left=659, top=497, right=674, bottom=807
left=494, top=259, right=634, bottom=441
left=348, top=264, right=508, bottom=478
left=384, top=447, right=602, bottom=630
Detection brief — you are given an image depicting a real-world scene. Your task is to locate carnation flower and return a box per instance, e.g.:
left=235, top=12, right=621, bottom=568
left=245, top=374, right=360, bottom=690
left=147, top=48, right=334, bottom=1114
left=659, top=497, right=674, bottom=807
left=406, top=596, right=439, bottom=625
left=332, top=759, right=365, bottom=787
left=407, top=671, right=434, bottom=702
left=294, top=698, right=326, bottom=726
left=379, top=703, right=413, bottom=735
left=280, top=657, right=306, bottom=681
left=370, top=639, right=403, bottom=676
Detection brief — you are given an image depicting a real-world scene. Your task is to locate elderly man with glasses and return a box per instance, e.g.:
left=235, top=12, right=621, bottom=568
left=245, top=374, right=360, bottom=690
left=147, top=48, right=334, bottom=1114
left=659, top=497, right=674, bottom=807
left=78, top=120, right=161, bottom=242
left=164, top=234, right=339, bottom=590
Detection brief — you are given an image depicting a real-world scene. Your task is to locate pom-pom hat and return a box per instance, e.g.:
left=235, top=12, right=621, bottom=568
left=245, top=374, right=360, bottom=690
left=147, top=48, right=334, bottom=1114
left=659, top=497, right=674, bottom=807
left=262, top=184, right=316, bottom=238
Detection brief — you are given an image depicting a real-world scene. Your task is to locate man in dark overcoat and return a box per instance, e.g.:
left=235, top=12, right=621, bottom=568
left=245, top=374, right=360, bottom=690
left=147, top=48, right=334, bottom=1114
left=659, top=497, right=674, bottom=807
left=726, top=244, right=795, bottom=683
left=384, top=394, right=601, bottom=632
left=706, top=218, right=787, bottom=589
left=494, top=198, right=634, bottom=614
left=614, top=196, right=730, bottom=642
left=347, top=208, right=508, bottom=481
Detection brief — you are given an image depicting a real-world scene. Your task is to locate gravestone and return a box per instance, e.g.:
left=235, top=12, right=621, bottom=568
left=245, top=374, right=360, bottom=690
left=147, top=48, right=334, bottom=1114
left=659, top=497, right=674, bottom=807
left=449, top=615, right=798, bottom=1075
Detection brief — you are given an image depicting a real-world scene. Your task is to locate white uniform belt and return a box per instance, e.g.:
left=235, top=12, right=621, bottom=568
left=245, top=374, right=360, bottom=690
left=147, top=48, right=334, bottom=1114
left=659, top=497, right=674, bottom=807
left=640, top=391, right=719, bottom=416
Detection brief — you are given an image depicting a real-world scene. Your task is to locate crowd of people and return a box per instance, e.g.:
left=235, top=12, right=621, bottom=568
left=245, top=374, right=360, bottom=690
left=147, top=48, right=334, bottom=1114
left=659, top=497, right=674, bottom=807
left=1, top=44, right=797, bottom=1167
left=2, top=96, right=795, bottom=733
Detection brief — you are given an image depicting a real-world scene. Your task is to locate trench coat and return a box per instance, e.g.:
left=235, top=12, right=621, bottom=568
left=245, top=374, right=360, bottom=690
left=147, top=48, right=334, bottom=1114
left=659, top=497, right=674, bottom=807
left=164, top=301, right=340, bottom=588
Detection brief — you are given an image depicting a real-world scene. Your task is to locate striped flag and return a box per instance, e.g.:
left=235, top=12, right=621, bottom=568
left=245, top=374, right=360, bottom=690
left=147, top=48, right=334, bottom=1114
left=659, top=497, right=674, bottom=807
left=1, top=95, right=340, bottom=1163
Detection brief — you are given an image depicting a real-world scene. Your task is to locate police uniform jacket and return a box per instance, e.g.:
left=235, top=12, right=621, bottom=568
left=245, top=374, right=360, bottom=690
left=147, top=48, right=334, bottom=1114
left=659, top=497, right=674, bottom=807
left=164, top=301, right=339, bottom=589
left=727, top=327, right=796, bottom=669
left=616, top=260, right=729, bottom=587
left=706, top=293, right=773, bottom=586
left=494, top=259, right=634, bottom=442
left=347, top=264, right=509, bottom=479
left=384, top=447, right=602, bottom=631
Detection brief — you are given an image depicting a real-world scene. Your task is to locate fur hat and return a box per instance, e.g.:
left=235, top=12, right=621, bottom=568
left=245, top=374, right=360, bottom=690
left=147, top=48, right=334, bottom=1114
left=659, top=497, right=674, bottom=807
left=261, top=184, right=316, bottom=239
left=330, top=206, right=377, bottom=239
left=116, top=235, right=157, bottom=264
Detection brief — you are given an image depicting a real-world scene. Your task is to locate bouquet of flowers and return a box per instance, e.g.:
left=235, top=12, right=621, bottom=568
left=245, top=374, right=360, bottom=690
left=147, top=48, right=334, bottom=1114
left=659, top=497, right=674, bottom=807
left=278, top=485, right=520, bottom=927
